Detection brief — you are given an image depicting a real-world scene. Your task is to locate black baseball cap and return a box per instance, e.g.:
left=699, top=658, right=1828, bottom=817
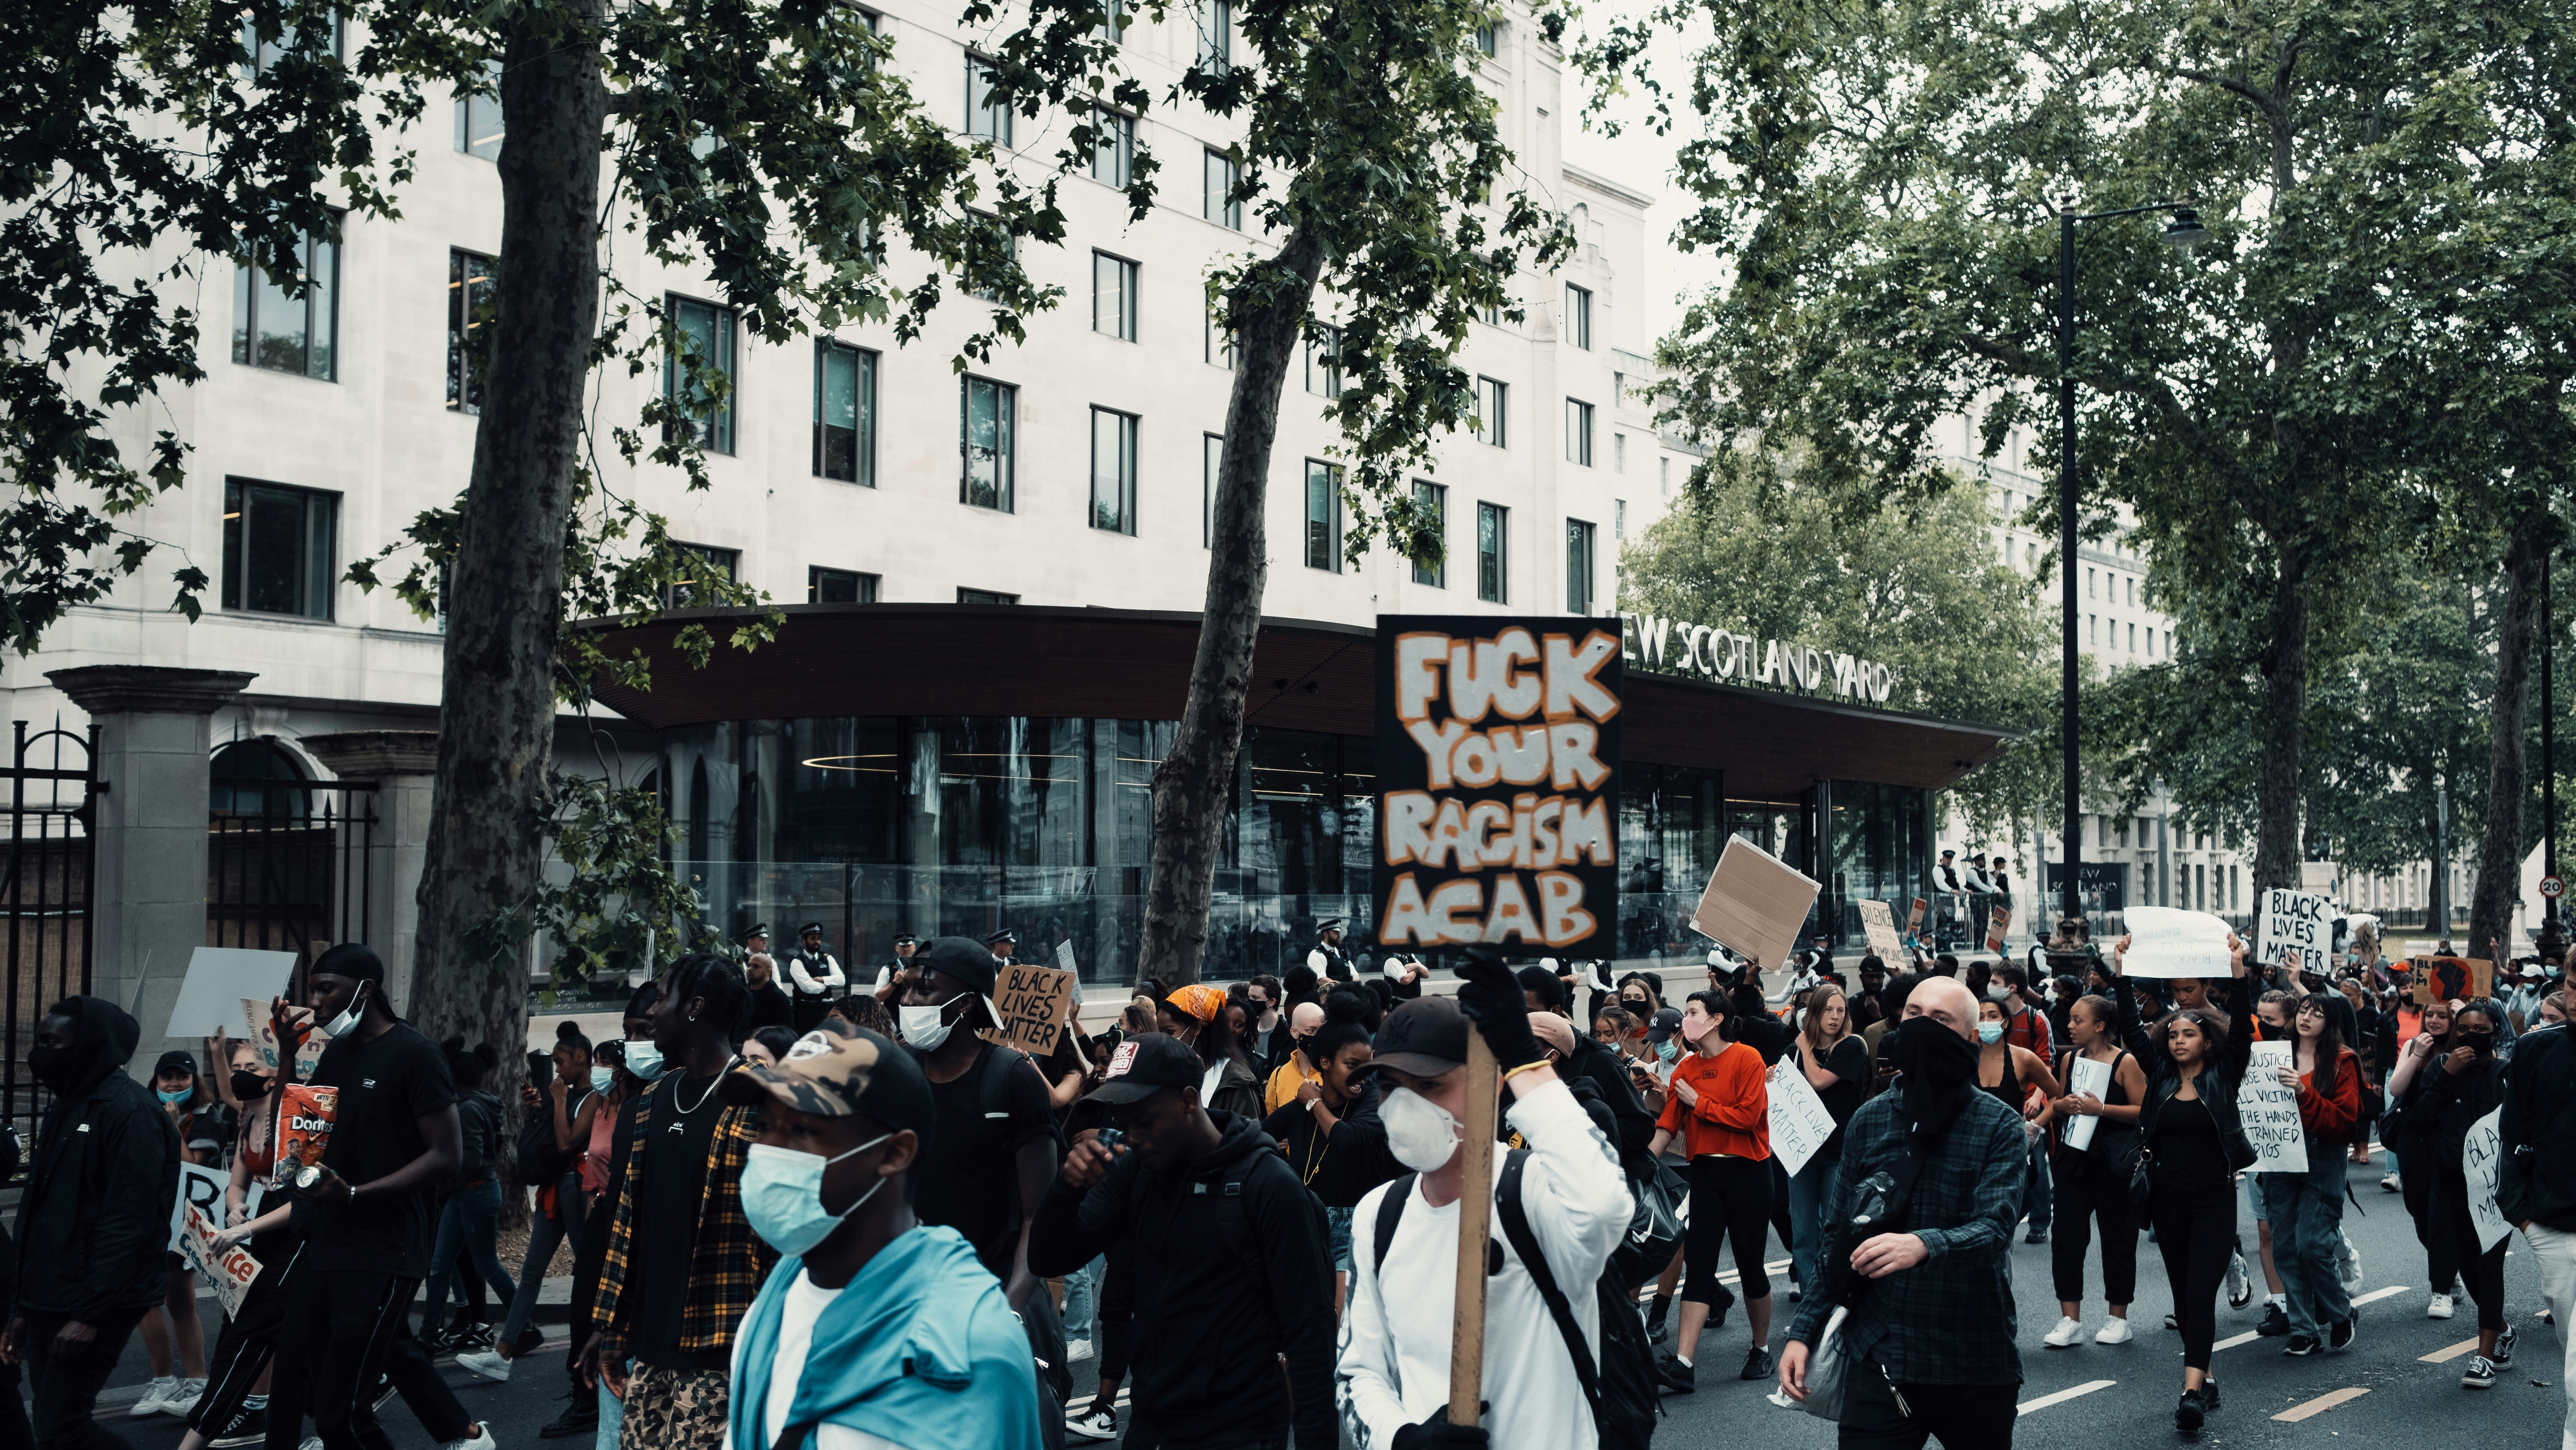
left=912, top=935, right=1000, bottom=996
left=1083, top=1033, right=1205, bottom=1106
left=1352, top=997, right=1470, bottom=1079
left=1646, top=1006, right=1686, bottom=1042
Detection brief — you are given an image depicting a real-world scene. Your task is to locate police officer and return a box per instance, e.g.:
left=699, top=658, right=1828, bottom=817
left=873, top=932, right=919, bottom=995
left=737, top=922, right=771, bottom=961
left=1307, top=919, right=1354, bottom=985
left=985, top=929, right=1020, bottom=965
left=785, top=922, right=846, bottom=1032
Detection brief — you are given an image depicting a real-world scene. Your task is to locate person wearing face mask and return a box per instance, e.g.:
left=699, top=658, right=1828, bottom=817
left=2388, top=995, right=2463, bottom=1313
left=720, top=1021, right=1042, bottom=1450
left=550, top=994, right=664, bottom=1448
left=1645, top=990, right=1774, bottom=1391
left=2409, top=1000, right=2517, bottom=1388
left=3, top=996, right=178, bottom=1450
left=133, top=1050, right=214, bottom=1419
left=1972, top=997, right=2062, bottom=1252
left=1260, top=992, right=1401, bottom=1318
left=1262, top=1002, right=1329, bottom=1114
left=183, top=1037, right=287, bottom=1450
left=462, top=1033, right=602, bottom=1381
left=2260, top=992, right=2362, bottom=1358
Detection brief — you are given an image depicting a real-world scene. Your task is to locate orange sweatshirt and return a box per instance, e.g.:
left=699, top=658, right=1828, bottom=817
left=1655, top=1040, right=1771, bottom=1160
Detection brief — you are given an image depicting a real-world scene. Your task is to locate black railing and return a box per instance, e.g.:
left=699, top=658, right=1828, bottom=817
left=3, top=723, right=96, bottom=1146
left=208, top=778, right=375, bottom=997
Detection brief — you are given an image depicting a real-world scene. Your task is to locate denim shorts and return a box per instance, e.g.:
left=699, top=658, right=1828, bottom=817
left=2244, top=1170, right=2267, bottom=1221
left=1328, top=1205, right=1355, bottom=1273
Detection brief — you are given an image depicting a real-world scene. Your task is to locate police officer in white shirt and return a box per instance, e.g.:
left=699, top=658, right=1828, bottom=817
left=1309, top=919, right=1356, bottom=985
left=785, top=923, right=846, bottom=1032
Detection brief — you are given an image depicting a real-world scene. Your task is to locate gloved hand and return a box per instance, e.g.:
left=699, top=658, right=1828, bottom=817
left=1388, top=1408, right=1489, bottom=1449
left=1452, top=946, right=1546, bottom=1072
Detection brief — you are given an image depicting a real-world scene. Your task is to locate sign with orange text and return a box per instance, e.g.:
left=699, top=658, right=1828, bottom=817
left=1374, top=618, right=1622, bottom=954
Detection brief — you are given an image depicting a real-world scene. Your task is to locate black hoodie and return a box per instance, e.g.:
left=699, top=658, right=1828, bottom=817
left=15, top=996, right=179, bottom=1321
left=1029, top=1111, right=1335, bottom=1450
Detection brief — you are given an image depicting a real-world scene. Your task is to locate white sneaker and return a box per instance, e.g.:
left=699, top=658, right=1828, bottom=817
left=2380, top=1173, right=2401, bottom=1192
left=454, top=1350, right=511, bottom=1384
left=2095, top=1317, right=2135, bottom=1345
left=443, top=1425, right=497, bottom=1450
left=2336, top=1235, right=2363, bottom=1291
left=2428, top=1293, right=2455, bottom=1320
left=300, top=1438, right=325, bottom=1450
left=1066, top=1338, right=1094, bottom=1362
left=1065, top=1406, right=1120, bottom=1442
left=170, top=1379, right=207, bottom=1417
left=2224, top=1250, right=2253, bottom=1309
left=131, top=1377, right=179, bottom=1418
left=2042, top=1316, right=2086, bottom=1348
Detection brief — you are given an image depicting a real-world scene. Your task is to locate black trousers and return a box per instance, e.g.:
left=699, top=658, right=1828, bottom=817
left=1836, top=1360, right=2017, bottom=1450
left=23, top=1307, right=146, bottom=1450
left=1092, top=1239, right=1138, bottom=1409
left=2051, top=1153, right=2138, bottom=1307
left=2150, top=1170, right=2237, bottom=1373
left=189, top=1242, right=301, bottom=1436
left=264, top=1269, right=471, bottom=1450
left=1683, top=1155, right=1773, bottom=1305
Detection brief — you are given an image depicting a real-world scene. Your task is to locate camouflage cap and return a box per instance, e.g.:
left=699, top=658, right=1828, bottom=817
left=719, top=1019, right=935, bottom=1135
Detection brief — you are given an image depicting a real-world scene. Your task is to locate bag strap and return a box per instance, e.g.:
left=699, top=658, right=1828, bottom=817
left=1495, top=1150, right=1605, bottom=1430
left=1371, top=1172, right=1417, bottom=1276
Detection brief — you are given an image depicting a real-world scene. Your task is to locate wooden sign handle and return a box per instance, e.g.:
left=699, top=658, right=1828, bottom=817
left=1448, top=1032, right=1499, bottom=1428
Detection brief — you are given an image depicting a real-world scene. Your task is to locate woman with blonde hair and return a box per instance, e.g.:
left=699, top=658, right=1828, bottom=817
left=1782, top=983, right=1868, bottom=1302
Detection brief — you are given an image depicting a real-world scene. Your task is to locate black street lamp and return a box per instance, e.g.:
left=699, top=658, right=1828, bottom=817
left=2543, top=550, right=2565, bottom=961
left=2056, top=201, right=2206, bottom=934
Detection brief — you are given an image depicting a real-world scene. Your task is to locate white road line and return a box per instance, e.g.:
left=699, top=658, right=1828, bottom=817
left=2419, top=1337, right=2482, bottom=1364
left=2212, top=1329, right=2262, bottom=1353
left=2017, top=1379, right=2116, bottom=1415
left=2350, top=1284, right=2412, bottom=1307
left=2272, top=1386, right=2369, bottom=1422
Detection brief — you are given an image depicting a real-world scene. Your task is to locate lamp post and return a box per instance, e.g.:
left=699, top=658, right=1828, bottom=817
left=2543, top=549, right=2565, bottom=961
left=2055, top=201, right=2207, bottom=937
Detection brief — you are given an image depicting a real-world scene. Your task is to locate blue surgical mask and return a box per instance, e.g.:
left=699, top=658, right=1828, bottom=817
left=591, top=1066, right=615, bottom=1095
left=156, top=1088, right=192, bottom=1105
left=1976, top=1021, right=2005, bottom=1045
left=1655, top=1038, right=1680, bottom=1064
left=622, top=1040, right=666, bottom=1080
left=739, top=1136, right=889, bottom=1256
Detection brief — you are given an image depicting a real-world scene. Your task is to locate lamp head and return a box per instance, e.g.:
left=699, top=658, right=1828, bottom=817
left=2160, top=207, right=2210, bottom=253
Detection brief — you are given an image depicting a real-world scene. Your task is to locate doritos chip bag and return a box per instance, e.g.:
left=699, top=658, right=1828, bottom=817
left=275, top=1085, right=339, bottom=1184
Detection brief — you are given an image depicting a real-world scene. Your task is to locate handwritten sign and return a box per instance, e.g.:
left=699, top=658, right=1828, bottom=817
left=2463, top=1106, right=2510, bottom=1251
left=2257, top=890, right=2333, bottom=980
left=2120, top=907, right=2234, bottom=979
left=993, top=963, right=1077, bottom=1054
left=2411, top=957, right=2493, bottom=1005
left=168, top=1158, right=230, bottom=1252
left=1765, top=1055, right=1836, bottom=1178
left=2237, top=1040, right=2308, bottom=1173
left=1985, top=904, right=2011, bottom=954
left=2061, top=1055, right=2112, bottom=1152
left=1691, top=837, right=1821, bottom=973
left=1857, top=900, right=1903, bottom=962
left=178, top=1200, right=261, bottom=1318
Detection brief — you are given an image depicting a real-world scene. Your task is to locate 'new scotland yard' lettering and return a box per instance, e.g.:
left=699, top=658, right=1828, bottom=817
left=1373, top=618, right=1622, bottom=952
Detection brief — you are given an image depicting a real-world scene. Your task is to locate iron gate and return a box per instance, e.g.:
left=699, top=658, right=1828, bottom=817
left=3, top=723, right=96, bottom=1145
left=208, top=775, right=376, bottom=998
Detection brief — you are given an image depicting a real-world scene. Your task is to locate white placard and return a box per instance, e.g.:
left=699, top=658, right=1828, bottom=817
left=1857, top=899, right=1904, bottom=962
left=163, top=948, right=299, bottom=1040
left=1765, top=1054, right=1837, bottom=1178
left=2256, top=889, right=2334, bottom=981
left=2061, top=1055, right=2112, bottom=1152
left=2237, top=1040, right=2308, bottom=1174
left=168, top=1158, right=230, bottom=1253
left=178, top=1200, right=262, bottom=1318
left=2120, top=907, right=2234, bottom=979
left=2463, top=1106, right=2511, bottom=1252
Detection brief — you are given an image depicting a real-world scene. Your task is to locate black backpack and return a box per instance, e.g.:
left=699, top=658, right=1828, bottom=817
left=1372, top=1151, right=1660, bottom=1450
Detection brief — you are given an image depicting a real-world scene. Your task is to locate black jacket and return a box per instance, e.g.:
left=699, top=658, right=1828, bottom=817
left=2502, top=1023, right=2576, bottom=1230
left=15, top=997, right=179, bottom=1321
left=1565, top=1033, right=1658, bottom=1162
left=2119, top=974, right=2257, bottom=1175
left=1028, top=1112, right=1335, bottom=1450
left=2413, top=1050, right=2507, bottom=1179
left=452, top=1089, right=503, bottom=1190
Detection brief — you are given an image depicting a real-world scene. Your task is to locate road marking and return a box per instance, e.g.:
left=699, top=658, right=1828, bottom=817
left=2351, top=1285, right=2411, bottom=1307
left=2212, top=1329, right=2261, bottom=1353
left=2419, top=1337, right=2482, bottom=1363
left=2017, top=1379, right=2116, bottom=1415
left=2272, top=1387, right=2368, bottom=1422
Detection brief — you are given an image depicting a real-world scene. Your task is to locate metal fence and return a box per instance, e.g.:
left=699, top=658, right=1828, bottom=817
left=2, top=723, right=95, bottom=1146
left=208, top=777, right=376, bottom=997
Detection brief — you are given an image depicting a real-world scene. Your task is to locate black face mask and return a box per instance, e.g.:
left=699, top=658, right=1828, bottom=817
left=232, top=1069, right=271, bottom=1102
left=1893, top=1014, right=1980, bottom=1130
left=26, top=1042, right=71, bottom=1092
left=2461, top=1031, right=2496, bottom=1055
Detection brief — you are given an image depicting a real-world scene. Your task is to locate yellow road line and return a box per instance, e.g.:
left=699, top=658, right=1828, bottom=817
left=2419, top=1337, right=2483, bottom=1363
left=2272, top=1387, right=2370, bottom=1423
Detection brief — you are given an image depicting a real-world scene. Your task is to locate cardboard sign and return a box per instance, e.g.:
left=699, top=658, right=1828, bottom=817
left=2060, top=1055, right=2112, bottom=1152
left=2256, top=889, right=2334, bottom=980
left=1764, top=1055, right=1835, bottom=1178
left=993, top=963, right=1077, bottom=1054
left=1690, top=837, right=1821, bottom=972
left=2119, top=907, right=2234, bottom=979
left=1373, top=619, right=1623, bottom=952
left=1905, top=897, right=1927, bottom=938
left=1985, top=903, right=2011, bottom=954
left=168, top=1159, right=230, bottom=1253
left=1857, top=900, right=1903, bottom=962
left=2410, top=957, right=2493, bottom=1005
left=178, top=1200, right=262, bottom=1318
left=240, top=999, right=329, bottom=1078
left=2237, top=1040, right=2308, bottom=1173
left=2463, top=1106, right=2511, bottom=1252
left=165, top=948, right=298, bottom=1040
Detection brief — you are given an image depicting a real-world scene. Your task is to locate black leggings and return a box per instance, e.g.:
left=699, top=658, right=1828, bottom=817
left=2151, top=1169, right=2237, bottom=1372
left=2401, top=1146, right=2458, bottom=1290
left=1682, top=1155, right=1772, bottom=1305
left=2052, top=1153, right=2138, bottom=1307
left=188, top=1239, right=299, bottom=1436
left=2432, top=1175, right=2508, bottom=1332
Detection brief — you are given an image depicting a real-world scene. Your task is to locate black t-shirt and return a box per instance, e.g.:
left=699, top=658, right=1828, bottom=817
left=1260, top=1088, right=1400, bottom=1209
left=744, top=983, right=793, bottom=1033
left=1732, top=1015, right=1795, bottom=1068
left=632, top=1069, right=729, bottom=1370
left=304, top=1022, right=455, bottom=1277
left=1799, top=1037, right=1872, bottom=1157
left=914, top=1041, right=1055, bottom=1278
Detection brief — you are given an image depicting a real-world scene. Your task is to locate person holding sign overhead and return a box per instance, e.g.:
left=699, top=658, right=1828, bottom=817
left=2042, top=993, right=2146, bottom=1348
left=2408, top=1000, right=2516, bottom=1388
left=2261, top=992, right=2361, bottom=1357
left=1646, top=991, right=1775, bottom=1392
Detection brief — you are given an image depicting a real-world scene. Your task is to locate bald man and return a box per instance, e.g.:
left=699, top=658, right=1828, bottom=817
left=1263, top=1002, right=1329, bottom=1113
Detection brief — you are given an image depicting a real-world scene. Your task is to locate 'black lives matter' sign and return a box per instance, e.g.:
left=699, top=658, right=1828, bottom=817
left=1373, top=618, right=1622, bottom=954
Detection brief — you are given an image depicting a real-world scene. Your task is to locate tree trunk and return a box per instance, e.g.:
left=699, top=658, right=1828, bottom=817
left=411, top=13, right=606, bottom=1057
left=2470, top=522, right=2546, bottom=966
left=1138, top=227, right=1324, bottom=988
left=2252, top=556, right=2308, bottom=896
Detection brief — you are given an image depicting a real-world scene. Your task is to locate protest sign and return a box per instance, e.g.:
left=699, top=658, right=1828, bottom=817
left=2061, top=1055, right=2113, bottom=1152
left=168, top=1158, right=230, bottom=1252
left=2256, top=890, right=2334, bottom=980
left=2463, top=1106, right=2511, bottom=1252
left=993, top=963, right=1077, bottom=1054
left=2410, top=956, right=2493, bottom=1005
left=1985, top=903, right=2011, bottom=954
left=1765, top=1055, right=1838, bottom=1178
left=2118, top=907, right=2234, bottom=979
left=178, top=1201, right=261, bottom=1318
left=1857, top=900, right=1904, bottom=962
left=1374, top=619, right=1622, bottom=953
left=2236, top=1040, right=2308, bottom=1173
left=1690, top=837, right=1821, bottom=972
left=1905, top=897, right=1928, bottom=939
left=165, top=948, right=298, bottom=1040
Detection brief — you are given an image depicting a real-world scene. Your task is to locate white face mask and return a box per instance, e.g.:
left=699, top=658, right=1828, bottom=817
left=1380, top=1085, right=1462, bottom=1172
left=898, top=995, right=965, bottom=1052
left=322, top=982, right=369, bottom=1040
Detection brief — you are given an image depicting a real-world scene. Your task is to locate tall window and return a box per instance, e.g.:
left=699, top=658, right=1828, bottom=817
left=222, top=478, right=337, bottom=620
left=1614, top=498, right=1627, bottom=540
left=1565, top=398, right=1593, bottom=465
left=1305, top=327, right=1343, bottom=397
left=961, top=376, right=1016, bottom=511
left=1565, top=518, right=1596, bottom=614
left=1197, top=0, right=1232, bottom=66
left=807, top=567, right=878, bottom=603
left=1305, top=461, right=1342, bottom=572
left=1473, top=376, right=1506, bottom=445
left=814, top=339, right=877, bottom=485
left=1473, top=21, right=1496, bottom=54
left=1093, top=252, right=1139, bottom=340
left=454, top=59, right=503, bottom=159
left=241, top=11, right=341, bottom=74
left=1564, top=283, right=1592, bottom=349
left=446, top=249, right=497, bottom=413
left=1411, top=481, right=1447, bottom=587
left=965, top=210, right=1013, bottom=302
left=1089, top=107, right=1134, bottom=187
left=966, top=55, right=1011, bottom=144
left=1476, top=504, right=1508, bottom=602
left=1613, top=432, right=1626, bottom=473
left=1205, top=293, right=1236, bottom=368
left=663, top=295, right=736, bottom=453
left=668, top=544, right=738, bottom=609
left=1203, top=149, right=1242, bottom=228
left=1203, top=434, right=1223, bottom=547
left=1091, top=408, right=1139, bottom=535
left=232, top=224, right=339, bottom=380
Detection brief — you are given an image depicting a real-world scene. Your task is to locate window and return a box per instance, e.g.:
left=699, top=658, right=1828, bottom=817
left=663, top=295, right=736, bottom=453
left=2127, top=576, right=2137, bottom=605
left=232, top=224, right=339, bottom=380
left=1564, top=283, right=1592, bottom=349
left=1305, top=327, right=1343, bottom=397
left=1093, top=252, right=1138, bottom=341
left=814, top=339, right=878, bottom=485
left=1305, top=461, right=1343, bottom=571
left=1477, top=502, right=1508, bottom=602
left=958, top=588, right=1018, bottom=605
left=961, top=377, right=1016, bottom=511
left=1197, top=0, right=1232, bottom=66
left=668, top=544, right=738, bottom=609
left=240, top=10, right=341, bottom=75
left=965, top=210, right=1013, bottom=302
left=2086, top=566, right=2095, bottom=597
left=1473, top=21, right=1496, bottom=54
left=1659, top=456, right=1669, bottom=495
left=1205, top=293, right=1235, bottom=368
left=1411, top=481, right=1446, bottom=587
left=966, top=55, right=1011, bottom=144
left=446, top=249, right=497, bottom=414
left=1614, top=432, right=1627, bottom=474
left=807, top=567, right=878, bottom=604
left=1477, top=299, right=1501, bottom=326
left=454, top=59, right=504, bottom=159
left=1565, top=398, right=1593, bottom=465
left=1473, top=376, right=1507, bottom=446
left=1203, top=149, right=1242, bottom=228
left=1566, top=518, right=1596, bottom=614
left=1105, top=0, right=1127, bottom=42
left=1091, top=408, right=1139, bottom=535
left=1203, top=434, right=1223, bottom=547
left=1614, top=498, right=1626, bottom=540
left=1089, top=107, right=1134, bottom=187
left=221, top=478, right=337, bottom=620
left=2128, top=621, right=2137, bottom=652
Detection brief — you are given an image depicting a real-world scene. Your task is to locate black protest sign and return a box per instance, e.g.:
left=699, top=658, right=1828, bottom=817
left=1373, top=618, right=1622, bottom=955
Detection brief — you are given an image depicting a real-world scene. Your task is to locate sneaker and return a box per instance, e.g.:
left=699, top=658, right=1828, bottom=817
left=1647, top=1316, right=1671, bottom=1345
left=1067, top=1338, right=1094, bottom=1362
left=2380, top=1173, right=2400, bottom=1192
left=455, top=1349, right=512, bottom=1384
left=454, top=1323, right=497, bottom=1353
left=2494, top=1323, right=2517, bottom=1367
left=512, top=1324, right=547, bottom=1356
left=2025, top=1226, right=2049, bottom=1245
left=2175, top=1387, right=2207, bottom=1437
left=2428, top=1292, right=2456, bottom=1320
left=2224, top=1251, right=2253, bottom=1309
left=1655, top=1353, right=1696, bottom=1395
left=536, top=1392, right=598, bottom=1441
left=2327, top=1314, right=2356, bottom=1353
left=443, top=1425, right=497, bottom=1450
left=1739, top=1346, right=1773, bottom=1381
left=1710, top=1282, right=1737, bottom=1331
left=1788, top=1282, right=1803, bottom=1303
left=2202, top=1379, right=2221, bottom=1411
left=2043, top=1316, right=2086, bottom=1348
left=209, top=1406, right=268, bottom=1448
left=2336, top=1235, right=2363, bottom=1291
left=2460, top=1354, right=2498, bottom=1390
left=2255, top=1302, right=2292, bottom=1337
left=130, top=1378, right=179, bottom=1418
left=372, top=1376, right=396, bottom=1414
left=2281, top=1333, right=2320, bottom=1356
left=301, top=1438, right=325, bottom=1450
left=2094, top=1317, right=2134, bottom=1345
left=1064, top=1407, right=1120, bottom=1443
left=2163, top=1313, right=2179, bottom=1331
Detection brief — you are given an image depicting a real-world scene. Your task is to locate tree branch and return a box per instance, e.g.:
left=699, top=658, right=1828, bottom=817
left=2170, top=66, right=2279, bottom=118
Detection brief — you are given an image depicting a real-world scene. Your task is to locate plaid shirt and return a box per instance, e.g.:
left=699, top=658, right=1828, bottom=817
left=1787, top=1087, right=2028, bottom=1386
left=591, top=1076, right=774, bottom=1360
